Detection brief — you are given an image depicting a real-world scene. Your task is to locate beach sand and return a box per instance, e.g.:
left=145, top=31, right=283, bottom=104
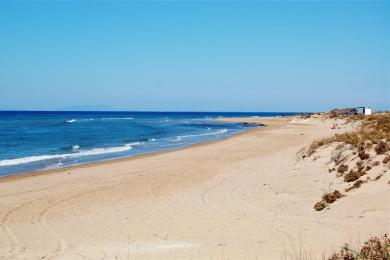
left=0, top=117, right=389, bottom=259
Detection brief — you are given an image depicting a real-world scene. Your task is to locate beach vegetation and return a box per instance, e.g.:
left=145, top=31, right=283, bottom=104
left=356, top=161, right=365, bottom=171
left=337, top=164, right=348, bottom=174
left=375, top=174, right=384, bottom=181
left=345, top=180, right=365, bottom=192
left=358, top=151, right=369, bottom=160
left=344, top=171, right=365, bottom=182
left=383, top=155, right=390, bottom=164
left=322, top=190, right=343, bottom=204
left=306, top=112, right=390, bottom=156
left=307, top=137, right=334, bottom=156
left=314, top=201, right=327, bottom=211
left=314, top=190, right=343, bottom=211
left=305, top=112, right=389, bottom=211
left=375, top=141, right=389, bottom=155
left=328, top=234, right=390, bottom=260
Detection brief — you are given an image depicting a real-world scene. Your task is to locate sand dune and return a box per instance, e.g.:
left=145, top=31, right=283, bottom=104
left=0, top=117, right=388, bottom=259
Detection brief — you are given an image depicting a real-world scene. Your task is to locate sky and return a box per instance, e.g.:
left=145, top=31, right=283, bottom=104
left=0, top=1, right=389, bottom=112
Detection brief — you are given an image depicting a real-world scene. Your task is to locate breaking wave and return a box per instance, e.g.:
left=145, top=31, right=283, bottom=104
left=0, top=143, right=135, bottom=166
left=174, top=129, right=228, bottom=141
left=66, top=117, right=134, bottom=123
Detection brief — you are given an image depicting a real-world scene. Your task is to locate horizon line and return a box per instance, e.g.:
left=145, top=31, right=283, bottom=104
left=0, top=110, right=313, bottom=114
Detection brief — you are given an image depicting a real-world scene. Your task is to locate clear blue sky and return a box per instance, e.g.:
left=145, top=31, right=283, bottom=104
left=0, top=1, right=389, bottom=112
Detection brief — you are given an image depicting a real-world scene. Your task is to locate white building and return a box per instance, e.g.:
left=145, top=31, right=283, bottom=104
left=363, top=107, right=372, bottom=115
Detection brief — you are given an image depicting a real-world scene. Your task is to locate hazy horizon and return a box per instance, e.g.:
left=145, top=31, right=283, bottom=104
left=1, top=109, right=311, bottom=113
left=1, top=1, right=389, bottom=112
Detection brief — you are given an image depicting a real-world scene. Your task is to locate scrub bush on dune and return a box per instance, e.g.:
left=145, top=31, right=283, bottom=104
left=314, top=190, right=343, bottom=211
left=345, top=180, right=365, bottom=192
left=314, top=201, right=327, bottom=211
left=322, top=190, right=343, bottom=204
left=337, top=164, right=348, bottom=174
left=375, top=141, right=389, bottom=155
left=344, top=171, right=365, bottom=182
left=306, top=113, right=390, bottom=156
left=358, top=151, right=369, bottom=160
left=383, top=155, right=390, bottom=164
left=329, top=234, right=390, bottom=260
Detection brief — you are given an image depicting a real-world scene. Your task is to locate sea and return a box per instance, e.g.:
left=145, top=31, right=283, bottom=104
left=0, top=111, right=298, bottom=177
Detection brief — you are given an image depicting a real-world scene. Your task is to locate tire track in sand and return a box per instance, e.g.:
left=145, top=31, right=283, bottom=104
left=200, top=178, right=226, bottom=207
left=37, top=180, right=132, bottom=260
left=0, top=202, right=32, bottom=259
left=37, top=197, right=70, bottom=260
left=37, top=189, right=107, bottom=259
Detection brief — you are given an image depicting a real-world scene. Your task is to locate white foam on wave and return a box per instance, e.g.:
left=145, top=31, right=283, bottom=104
left=174, top=129, right=228, bottom=141
left=72, top=145, right=80, bottom=151
left=0, top=144, right=134, bottom=167
left=127, top=141, right=144, bottom=146
left=67, top=117, right=134, bottom=123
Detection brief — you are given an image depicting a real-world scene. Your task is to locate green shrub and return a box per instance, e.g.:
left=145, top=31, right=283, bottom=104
left=314, top=201, right=327, bottom=211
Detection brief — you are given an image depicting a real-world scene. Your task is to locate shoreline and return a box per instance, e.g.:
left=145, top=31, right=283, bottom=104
left=0, top=116, right=388, bottom=259
left=0, top=119, right=264, bottom=182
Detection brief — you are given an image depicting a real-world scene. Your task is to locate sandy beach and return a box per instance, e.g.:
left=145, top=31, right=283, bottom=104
left=0, top=117, right=389, bottom=259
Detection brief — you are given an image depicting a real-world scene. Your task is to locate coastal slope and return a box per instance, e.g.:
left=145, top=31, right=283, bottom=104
left=0, top=117, right=388, bottom=259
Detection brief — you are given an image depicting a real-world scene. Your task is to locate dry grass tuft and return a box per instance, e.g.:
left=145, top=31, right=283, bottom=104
left=356, top=160, right=365, bottom=171
left=375, top=173, right=384, bottom=181
left=344, top=170, right=365, bottom=182
left=383, top=155, right=390, bottom=164
left=307, top=137, right=334, bottom=156
left=322, top=190, right=343, bottom=204
left=358, top=150, right=370, bottom=160
left=314, top=190, right=343, bottom=211
left=345, top=180, right=365, bottom=192
left=337, top=164, right=348, bottom=174
left=375, top=141, right=389, bottom=155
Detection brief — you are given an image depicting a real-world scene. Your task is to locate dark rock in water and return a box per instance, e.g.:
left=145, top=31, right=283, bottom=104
left=242, top=122, right=263, bottom=127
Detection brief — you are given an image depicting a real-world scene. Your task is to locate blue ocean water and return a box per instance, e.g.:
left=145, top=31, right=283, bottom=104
left=0, top=111, right=297, bottom=177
